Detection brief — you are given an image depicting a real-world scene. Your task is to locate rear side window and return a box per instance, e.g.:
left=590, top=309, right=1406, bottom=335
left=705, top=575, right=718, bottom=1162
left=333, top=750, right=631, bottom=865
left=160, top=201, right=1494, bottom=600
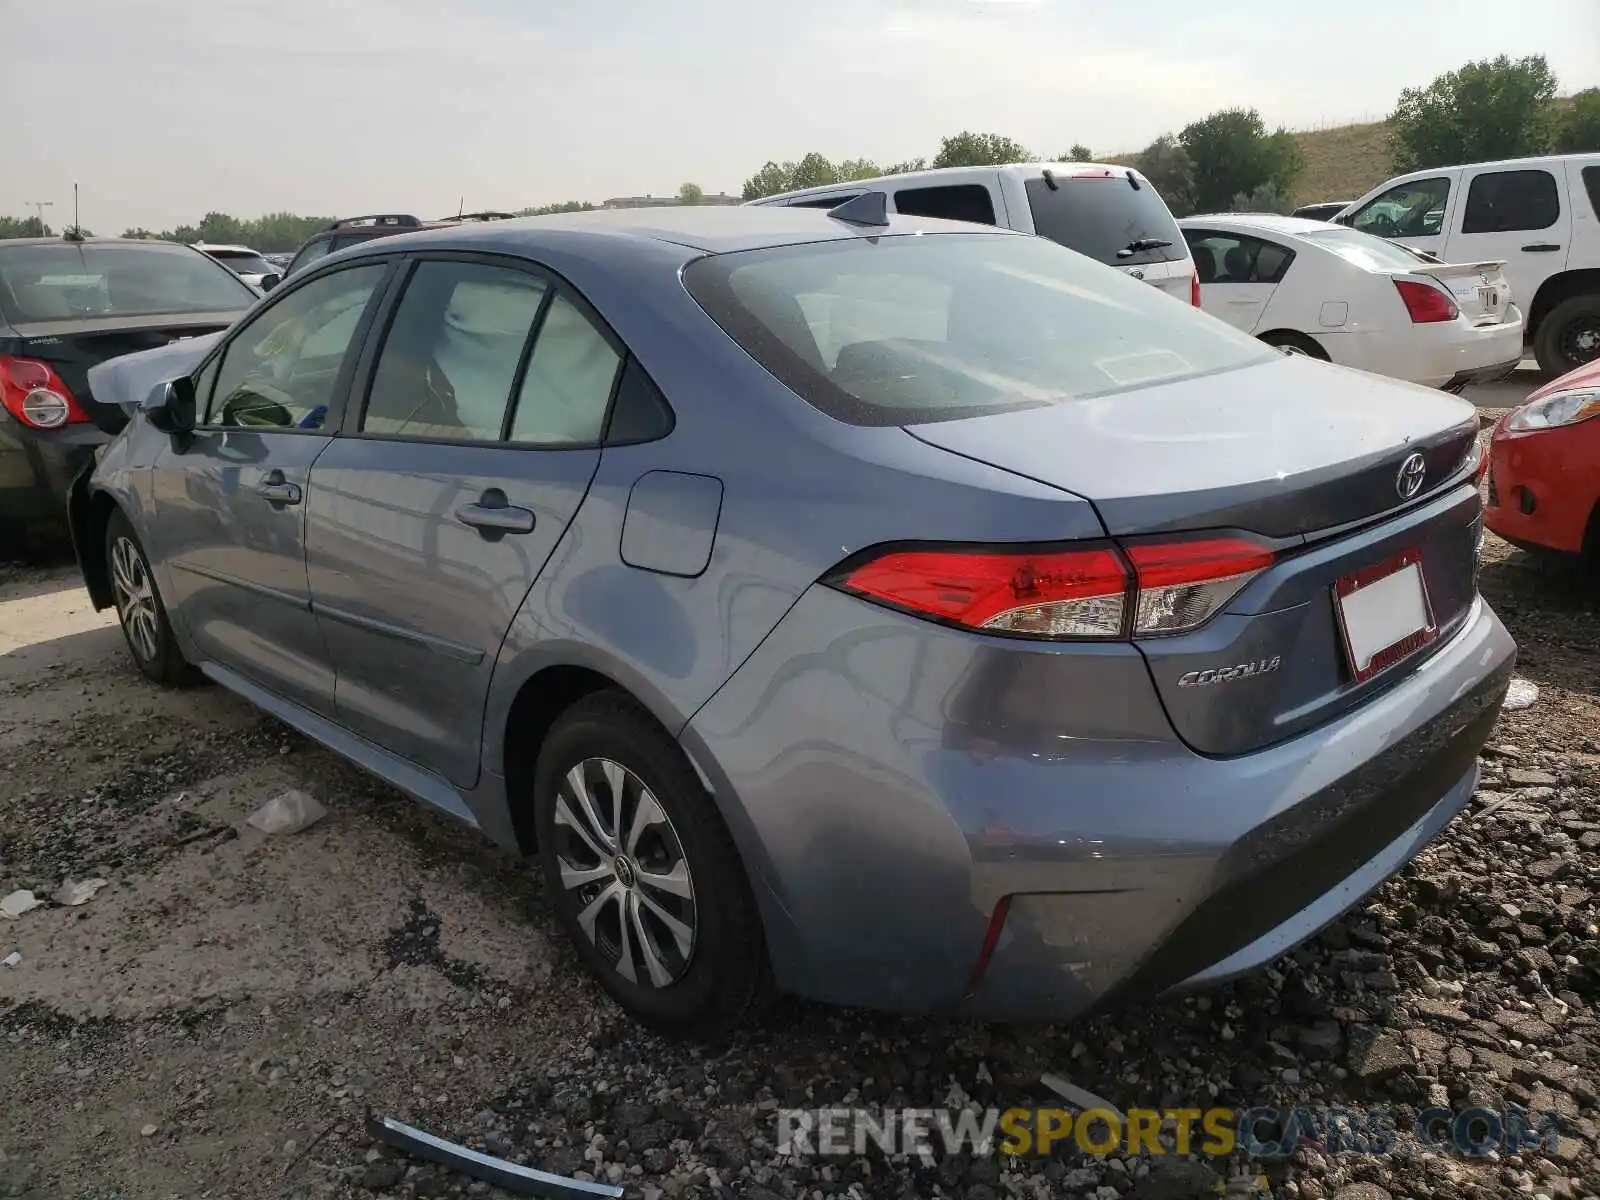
left=507, top=293, right=622, bottom=445
left=1183, top=231, right=1294, bottom=284
left=1585, top=167, right=1600, bottom=220
left=363, top=261, right=549, bottom=441
left=684, top=233, right=1274, bottom=427
left=893, top=185, right=997, bottom=225
left=1461, top=170, right=1560, bottom=234
left=1023, top=176, right=1184, bottom=265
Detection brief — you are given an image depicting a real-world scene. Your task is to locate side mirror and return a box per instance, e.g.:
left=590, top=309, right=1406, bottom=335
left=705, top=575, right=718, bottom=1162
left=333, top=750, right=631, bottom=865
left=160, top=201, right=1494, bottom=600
left=259, top=272, right=282, bottom=292
left=143, top=376, right=197, bottom=437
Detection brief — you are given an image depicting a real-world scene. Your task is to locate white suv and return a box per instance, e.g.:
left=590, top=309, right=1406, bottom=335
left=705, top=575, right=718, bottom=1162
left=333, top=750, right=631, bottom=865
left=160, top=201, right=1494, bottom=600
left=749, top=163, right=1200, bottom=307
left=1336, top=153, right=1600, bottom=374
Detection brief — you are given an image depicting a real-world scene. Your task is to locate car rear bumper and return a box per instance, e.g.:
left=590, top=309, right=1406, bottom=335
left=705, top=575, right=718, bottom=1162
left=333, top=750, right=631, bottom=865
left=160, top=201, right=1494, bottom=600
left=683, top=585, right=1515, bottom=1020
left=0, top=420, right=97, bottom=539
left=1483, top=420, right=1599, bottom=556
left=1319, top=314, right=1524, bottom=390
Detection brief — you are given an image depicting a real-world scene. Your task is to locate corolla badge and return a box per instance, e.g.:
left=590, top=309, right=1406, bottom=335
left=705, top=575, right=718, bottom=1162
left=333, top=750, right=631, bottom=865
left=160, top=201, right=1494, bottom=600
left=1396, top=452, right=1427, bottom=500
left=1177, top=656, right=1281, bottom=688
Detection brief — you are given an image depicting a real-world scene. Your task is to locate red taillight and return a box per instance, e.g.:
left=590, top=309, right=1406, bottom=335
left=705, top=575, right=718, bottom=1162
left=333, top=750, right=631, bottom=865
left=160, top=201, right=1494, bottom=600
left=1123, top=537, right=1276, bottom=636
left=0, top=355, right=91, bottom=430
left=1394, top=278, right=1458, bottom=324
left=1190, top=269, right=1202, bottom=308
left=828, top=535, right=1277, bottom=641
left=831, top=544, right=1130, bottom=638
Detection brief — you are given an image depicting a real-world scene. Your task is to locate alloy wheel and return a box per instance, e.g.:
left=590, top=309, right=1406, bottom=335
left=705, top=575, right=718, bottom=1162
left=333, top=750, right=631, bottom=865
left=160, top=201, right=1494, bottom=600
left=553, top=757, right=697, bottom=988
left=110, top=535, right=160, bottom=663
left=1560, top=317, right=1600, bottom=367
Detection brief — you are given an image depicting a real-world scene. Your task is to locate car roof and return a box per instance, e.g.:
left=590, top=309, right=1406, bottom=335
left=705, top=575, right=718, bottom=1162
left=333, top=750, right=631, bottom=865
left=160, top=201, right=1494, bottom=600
left=193, top=243, right=261, bottom=254
left=750, top=161, right=1144, bottom=207
left=0, top=236, right=203, bottom=252
left=1181, top=213, right=1347, bottom=237
left=342, top=204, right=1020, bottom=257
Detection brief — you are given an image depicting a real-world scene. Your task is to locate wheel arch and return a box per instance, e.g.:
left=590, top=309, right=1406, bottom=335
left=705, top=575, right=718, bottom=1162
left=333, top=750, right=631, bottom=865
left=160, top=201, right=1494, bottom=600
left=1257, top=328, right=1331, bottom=360
left=1528, top=269, right=1600, bottom=339
left=69, top=484, right=121, bottom=611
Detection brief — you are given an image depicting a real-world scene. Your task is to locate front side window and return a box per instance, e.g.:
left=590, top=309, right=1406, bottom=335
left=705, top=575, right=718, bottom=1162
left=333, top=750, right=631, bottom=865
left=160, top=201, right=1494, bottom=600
left=1461, top=169, right=1560, bottom=234
left=207, top=264, right=386, bottom=430
left=0, top=242, right=258, bottom=324
left=1346, top=177, right=1449, bottom=238
left=685, top=232, right=1276, bottom=427
left=1584, top=166, right=1600, bottom=221
left=1182, top=231, right=1294, bottom=284
left=363, top=261, right=549, bottom=442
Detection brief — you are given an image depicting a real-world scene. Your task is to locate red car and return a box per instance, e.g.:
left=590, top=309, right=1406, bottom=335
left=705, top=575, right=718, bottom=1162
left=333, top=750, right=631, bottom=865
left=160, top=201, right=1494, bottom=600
left=1485, top=358, right=1600, bottom=562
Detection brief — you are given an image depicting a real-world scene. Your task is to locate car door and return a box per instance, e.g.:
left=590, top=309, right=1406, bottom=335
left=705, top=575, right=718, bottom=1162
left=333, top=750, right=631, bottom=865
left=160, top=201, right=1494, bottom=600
left=1443, top=165, right=1571, bottom=314
left=305, top=254, right=622, bottom=787
left=1184, top=230, right=1295, bottom=332
left=150, top=261, right=391, bottom=715
left=1343, top=174, right=1456, bottom=259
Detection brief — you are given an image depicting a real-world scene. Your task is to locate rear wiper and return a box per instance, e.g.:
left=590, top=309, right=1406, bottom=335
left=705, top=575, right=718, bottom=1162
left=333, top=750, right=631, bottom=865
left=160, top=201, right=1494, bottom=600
left=1117, top=239, right=1173, bottom=257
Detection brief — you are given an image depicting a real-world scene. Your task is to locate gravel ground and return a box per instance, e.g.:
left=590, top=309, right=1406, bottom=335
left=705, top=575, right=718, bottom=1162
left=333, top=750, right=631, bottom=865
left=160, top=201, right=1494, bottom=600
left=2, top=504, right=1597, bottom=1199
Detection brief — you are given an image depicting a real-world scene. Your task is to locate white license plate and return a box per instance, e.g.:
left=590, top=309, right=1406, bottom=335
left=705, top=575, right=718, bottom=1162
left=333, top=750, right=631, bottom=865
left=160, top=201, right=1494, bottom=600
left=1478, top=285, right=1499, bottom=308
left=1333, top=552, right=1437, bottom=681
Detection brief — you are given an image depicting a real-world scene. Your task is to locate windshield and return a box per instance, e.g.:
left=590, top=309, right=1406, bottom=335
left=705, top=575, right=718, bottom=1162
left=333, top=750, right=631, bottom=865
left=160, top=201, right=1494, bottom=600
left=0, top=242, right=258, bottom=324
left=1024, top=176, right=1186, bottom=266
left=208, top=250, right=277, bottom=276
left=1302, top=226, right=1440, bottom=273
left=684, top=232, right=1275, bottom=427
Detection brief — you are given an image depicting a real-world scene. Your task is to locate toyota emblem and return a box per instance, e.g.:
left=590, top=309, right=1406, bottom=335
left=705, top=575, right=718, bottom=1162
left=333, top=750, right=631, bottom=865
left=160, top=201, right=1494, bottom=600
left=1396, top=452, right=1426, bottom=500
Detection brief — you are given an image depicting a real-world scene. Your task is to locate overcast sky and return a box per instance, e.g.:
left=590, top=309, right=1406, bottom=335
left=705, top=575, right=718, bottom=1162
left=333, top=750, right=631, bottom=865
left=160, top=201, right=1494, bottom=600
left=4, top=0, right=1596, bottom=234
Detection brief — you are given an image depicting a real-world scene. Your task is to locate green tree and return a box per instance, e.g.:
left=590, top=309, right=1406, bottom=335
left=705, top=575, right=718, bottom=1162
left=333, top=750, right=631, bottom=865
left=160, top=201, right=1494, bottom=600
left=932, top=131, right=1033, bottom=169
left=1179, top=108, right=1302, bottom=214
left=883, top=158, right=927, bottom=175
left=837, top=158, right=883, bottom=181
left=742, top=161, right=794, bottom=200
left=1389, top=54, right=1558, bottom=171
left=1229, top=181, right=1294, bottom=214
left=1134, top=135, right=1196, bottom=217
left=0, top=216, right=53, bottom=238
left=517, top=200, right=596, bottom=216
left=1555, top=87, right=1600, bottom=154
left=1065, top=144, right=1093, bottom=162
left=122, top=227, right=156, bottom=239
left=678, top=182, right=705, bottom=205
left=788, top=151, right=840, bottom=191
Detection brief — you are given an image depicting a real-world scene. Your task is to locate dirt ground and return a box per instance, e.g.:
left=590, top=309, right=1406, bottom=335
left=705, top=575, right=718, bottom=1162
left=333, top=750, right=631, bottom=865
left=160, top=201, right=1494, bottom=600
left=1, top=404, right=1597, bottom=1198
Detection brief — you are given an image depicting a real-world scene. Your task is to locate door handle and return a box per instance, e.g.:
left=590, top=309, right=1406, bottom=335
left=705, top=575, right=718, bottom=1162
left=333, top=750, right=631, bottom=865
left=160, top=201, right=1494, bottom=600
left=455, top=488, right=535, bottom=536
left=1521, top=243, right=1562, bottom=252
left=255, top=470, right=302, bottom=506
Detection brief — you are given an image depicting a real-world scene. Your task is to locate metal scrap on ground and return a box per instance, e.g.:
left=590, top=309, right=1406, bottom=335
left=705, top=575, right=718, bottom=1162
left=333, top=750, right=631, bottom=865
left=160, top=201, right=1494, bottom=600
left=366, top=1114, right=625, bottom=1199
left=1504, top=678, right=1540, bottom=710
left=51, top=878, right=109, bottom=907
left=0, top=889, right=42, bottom=920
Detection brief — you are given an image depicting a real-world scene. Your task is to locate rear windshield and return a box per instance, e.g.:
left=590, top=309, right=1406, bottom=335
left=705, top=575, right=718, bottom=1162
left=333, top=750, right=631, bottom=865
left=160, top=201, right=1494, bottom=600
left=0, top=242, right=258, bottom=324
left=1301, top=226, right=1436, bottom=273
left=684, top=232, right=1274, bottom=426
left=208, top=250, right=277, bottom=276
left=1024, top=176, right=1186, bottom=266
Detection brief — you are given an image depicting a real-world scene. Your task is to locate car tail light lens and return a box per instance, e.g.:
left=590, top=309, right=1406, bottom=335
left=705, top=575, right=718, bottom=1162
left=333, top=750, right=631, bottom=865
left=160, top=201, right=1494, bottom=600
left=0, top=355, right=91, bottom=430
left=830, top=544, right=1130, bottom=638
left=1123, top=537, right=1276, bottom=635
left=1190, top=269, right=1202, bottom=308
left=1394, top=278, right=1458, bottom=324
left=827, top=535, right=1277, bottom=641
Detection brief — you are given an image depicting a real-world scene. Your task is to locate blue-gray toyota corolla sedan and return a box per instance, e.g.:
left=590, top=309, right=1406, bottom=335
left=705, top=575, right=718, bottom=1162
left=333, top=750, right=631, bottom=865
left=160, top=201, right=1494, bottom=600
left=70, top=203, right=1514, bottom=1035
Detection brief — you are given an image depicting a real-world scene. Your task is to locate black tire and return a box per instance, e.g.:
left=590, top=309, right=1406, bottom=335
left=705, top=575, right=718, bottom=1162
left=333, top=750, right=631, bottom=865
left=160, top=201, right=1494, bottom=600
left=1534, top=294, right=1600, bottom=377
left=533, top=690, right=768, bottom=1037
left=104, top=510, right=197, bottom=687
left=1260, top=330, right=1330, bottom=361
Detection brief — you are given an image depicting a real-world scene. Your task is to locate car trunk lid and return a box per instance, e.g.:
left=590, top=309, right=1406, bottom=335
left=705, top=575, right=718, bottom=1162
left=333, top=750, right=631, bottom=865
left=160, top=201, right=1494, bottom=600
left=6, top=313, right=238, bottom=434
left=904, top=354, right=1485, bottom=755
left=1415, top=260, right=1512, bottom=326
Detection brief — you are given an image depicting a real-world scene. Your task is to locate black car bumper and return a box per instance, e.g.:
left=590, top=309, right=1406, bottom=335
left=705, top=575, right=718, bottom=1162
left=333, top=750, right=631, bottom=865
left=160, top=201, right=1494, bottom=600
left=0, top=419, right=103, bottom=544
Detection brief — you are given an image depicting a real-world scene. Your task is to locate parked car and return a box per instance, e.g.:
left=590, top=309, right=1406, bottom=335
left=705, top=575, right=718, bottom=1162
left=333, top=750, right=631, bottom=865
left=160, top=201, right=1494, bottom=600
left=284, top=211, right=515, bottom=277
left=1335, top=153, right=1600, bottom=375
left=749, top=162, right=1200, bottom=306
left=0, top=236, right=259, bottom=543
left=1180, top=214, right=1523, bottom=391
left=193, top=242, right=280, bottom=290
left=1291, top=201, right=1352, bottom=222
left=73, top=205, right=1513, bottom=1034
left=1484, top=358, right=1600, bottom=564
